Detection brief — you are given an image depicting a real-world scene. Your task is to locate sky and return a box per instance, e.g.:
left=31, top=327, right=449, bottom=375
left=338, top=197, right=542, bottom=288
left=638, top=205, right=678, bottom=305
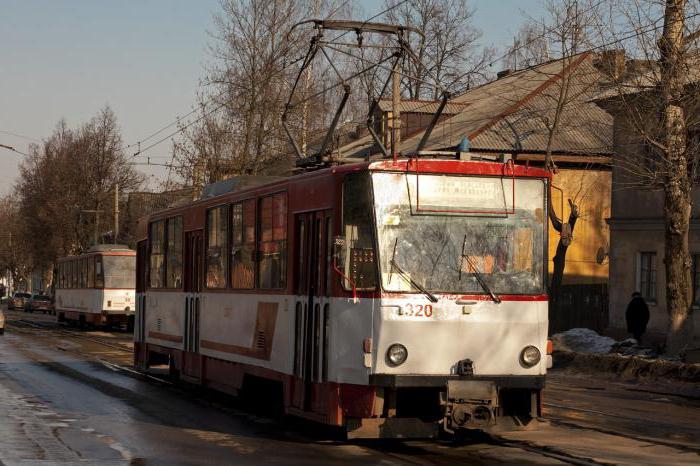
left=0, top=0, right=546, bottom=195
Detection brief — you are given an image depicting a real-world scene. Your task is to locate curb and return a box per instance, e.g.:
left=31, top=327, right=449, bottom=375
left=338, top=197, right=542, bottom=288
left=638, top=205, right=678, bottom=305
left=552, top=350, right=700, bottom=384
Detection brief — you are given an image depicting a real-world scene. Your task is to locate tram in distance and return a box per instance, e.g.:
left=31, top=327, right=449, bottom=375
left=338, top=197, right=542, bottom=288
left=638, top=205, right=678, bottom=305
left=134, top=157, right=553, bottom=438
left=55, top=245, right=136, bottom=329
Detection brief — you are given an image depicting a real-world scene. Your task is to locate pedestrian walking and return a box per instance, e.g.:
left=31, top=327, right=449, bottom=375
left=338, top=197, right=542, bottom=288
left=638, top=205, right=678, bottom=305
left=625, top=292, right=650, bottom=344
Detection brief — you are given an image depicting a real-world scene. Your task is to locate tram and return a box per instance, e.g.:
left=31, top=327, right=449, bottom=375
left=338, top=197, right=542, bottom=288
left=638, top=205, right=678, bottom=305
left=55, top=245, right=136, bottom=329
left=134, top=157, right=552, bottom=438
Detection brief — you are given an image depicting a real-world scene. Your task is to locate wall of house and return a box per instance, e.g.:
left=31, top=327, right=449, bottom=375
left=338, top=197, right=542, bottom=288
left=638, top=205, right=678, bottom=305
left=608, top=114, right=700, bottom=342
left=547, top=167, right=611, bottom=333
left=549, top=167, right=611, bottom=285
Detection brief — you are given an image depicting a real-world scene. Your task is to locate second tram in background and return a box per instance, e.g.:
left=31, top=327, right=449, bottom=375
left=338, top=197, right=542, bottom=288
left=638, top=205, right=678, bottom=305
left=55, top=245, right=136, bottom=329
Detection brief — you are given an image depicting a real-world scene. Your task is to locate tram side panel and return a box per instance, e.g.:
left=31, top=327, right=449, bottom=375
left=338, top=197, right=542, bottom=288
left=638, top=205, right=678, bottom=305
left=144, top=291, right=186, bottom=352
left=55, top=288, right=103, bottom=323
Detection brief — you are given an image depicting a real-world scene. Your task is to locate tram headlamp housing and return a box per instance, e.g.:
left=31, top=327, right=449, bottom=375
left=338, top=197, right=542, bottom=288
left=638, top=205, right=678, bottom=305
left=520, top=345, right=541, bottom=367
left=386, top=343, right=408, bottom=366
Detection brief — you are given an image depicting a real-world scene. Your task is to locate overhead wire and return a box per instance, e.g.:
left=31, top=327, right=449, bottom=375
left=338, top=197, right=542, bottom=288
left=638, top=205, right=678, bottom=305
left=125, top=0, right=414, bottom=168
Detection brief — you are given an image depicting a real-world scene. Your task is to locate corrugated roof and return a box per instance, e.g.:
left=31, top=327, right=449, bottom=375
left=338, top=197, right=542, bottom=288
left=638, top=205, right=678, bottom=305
left=399, top=52, right=614, bottom=156
left=376, top=99, right=469, bottom=114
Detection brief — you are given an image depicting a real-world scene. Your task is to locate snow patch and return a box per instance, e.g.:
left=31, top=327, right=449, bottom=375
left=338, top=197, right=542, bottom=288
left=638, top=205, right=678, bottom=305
left=552, top=328, right=617, bottom=354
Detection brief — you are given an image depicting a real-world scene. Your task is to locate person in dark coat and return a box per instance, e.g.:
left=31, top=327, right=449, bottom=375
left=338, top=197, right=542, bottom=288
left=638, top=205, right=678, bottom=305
left=625, top=292, right=650, bottom=344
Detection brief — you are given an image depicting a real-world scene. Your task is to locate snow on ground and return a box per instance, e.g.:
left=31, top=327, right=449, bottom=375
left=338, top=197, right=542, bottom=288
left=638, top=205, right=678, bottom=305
left=552, top=328, right=617, bottom=354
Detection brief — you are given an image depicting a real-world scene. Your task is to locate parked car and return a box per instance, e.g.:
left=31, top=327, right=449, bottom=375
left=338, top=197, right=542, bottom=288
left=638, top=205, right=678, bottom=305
left=27, top=294, right=53, bottom=314
left=7, top=292, right=31, bottom=311
left=0, top=308, right=4, bottom=335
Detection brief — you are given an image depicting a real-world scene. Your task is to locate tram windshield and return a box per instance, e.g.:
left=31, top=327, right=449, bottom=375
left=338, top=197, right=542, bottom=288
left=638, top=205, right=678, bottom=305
left=372, top=172, right=546, bottom=296
left=103, top=255, right=136, bottom=289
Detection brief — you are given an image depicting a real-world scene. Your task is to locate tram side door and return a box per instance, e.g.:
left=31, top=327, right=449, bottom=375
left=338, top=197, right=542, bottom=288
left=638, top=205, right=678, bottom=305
left=183, top=229, right=203, bottom=382
left=292, top=210, right=333, bottom=413
left=134, top=240, right=148, bottom=369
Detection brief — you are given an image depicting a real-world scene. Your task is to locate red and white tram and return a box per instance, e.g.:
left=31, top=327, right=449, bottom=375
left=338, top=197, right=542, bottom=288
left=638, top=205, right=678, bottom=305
left=134, top=158, right=552, bottom=438
left=55, top=245, right=136, bottom=329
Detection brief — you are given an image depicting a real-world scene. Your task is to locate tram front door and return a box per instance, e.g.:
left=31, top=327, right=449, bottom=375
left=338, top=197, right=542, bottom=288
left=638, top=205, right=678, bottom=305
left=182, top=229, right=203, bottom=382
left=292, top=210, right=333, bottom=413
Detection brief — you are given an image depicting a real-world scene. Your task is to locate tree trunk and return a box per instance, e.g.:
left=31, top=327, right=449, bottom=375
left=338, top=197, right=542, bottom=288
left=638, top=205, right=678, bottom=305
left=659, top=0, right=694, bottom=355
left=550, top=200, right=578, bottom=300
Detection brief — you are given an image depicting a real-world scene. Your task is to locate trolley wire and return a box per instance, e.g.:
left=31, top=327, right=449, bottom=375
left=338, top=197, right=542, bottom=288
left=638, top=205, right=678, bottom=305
left=122, top=0, right=412, bottom=163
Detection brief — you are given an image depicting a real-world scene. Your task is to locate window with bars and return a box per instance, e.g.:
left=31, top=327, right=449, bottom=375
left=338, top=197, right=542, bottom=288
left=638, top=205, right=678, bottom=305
left=231, top=200, right=256, bottom=289
left=206, top=206, right=229, bottom=289
left=166, top=217, right=183, bottom=289
left=637, top=252, right=657, bottom=303
left=258, top=192, right=287, bottom=289
left=149, top=221, right=165, bottom=288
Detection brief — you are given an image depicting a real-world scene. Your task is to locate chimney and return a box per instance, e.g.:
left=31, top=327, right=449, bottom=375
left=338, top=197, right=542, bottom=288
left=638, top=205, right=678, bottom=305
left=595, top=49, right=626, bottom=81
left=497, top=69, right=512, bottom=80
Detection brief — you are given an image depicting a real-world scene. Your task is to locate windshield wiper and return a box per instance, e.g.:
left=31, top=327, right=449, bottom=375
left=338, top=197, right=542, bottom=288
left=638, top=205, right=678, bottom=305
left=459, top=234, right=501, bottom=304
left=389, top=257, right=438, bottom=303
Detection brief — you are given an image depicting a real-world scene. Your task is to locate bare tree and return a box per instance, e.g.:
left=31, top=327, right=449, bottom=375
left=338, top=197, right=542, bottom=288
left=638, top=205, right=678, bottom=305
left=384, top=0, right=492, bottom=98
left=14, top=107, right=143, bottom=276
left=504, top=0, right=605, bottom=301
left=592, top=0, right=700, bottom=354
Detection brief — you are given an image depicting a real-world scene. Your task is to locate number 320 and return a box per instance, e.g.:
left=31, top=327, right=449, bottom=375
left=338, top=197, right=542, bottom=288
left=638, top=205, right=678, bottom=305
left=402, top=304, right=433, bottom=317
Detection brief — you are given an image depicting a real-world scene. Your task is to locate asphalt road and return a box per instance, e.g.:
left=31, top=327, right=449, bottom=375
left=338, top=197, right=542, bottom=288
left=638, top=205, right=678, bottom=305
left=0, top=308, right=698, bottom=465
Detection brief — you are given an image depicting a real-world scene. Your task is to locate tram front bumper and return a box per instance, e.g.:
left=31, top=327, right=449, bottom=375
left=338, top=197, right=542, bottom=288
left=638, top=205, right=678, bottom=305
left=369, top=374, right=545, bottom=433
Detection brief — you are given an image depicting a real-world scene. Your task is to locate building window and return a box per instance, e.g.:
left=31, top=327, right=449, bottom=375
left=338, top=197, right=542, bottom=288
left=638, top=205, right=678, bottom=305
left=166, top=217, right=183, bottom=289
left=637, top=252, right=657, bottom=303
left=692, top=254, right=700, bottom=304
left=258, top=192, right=287, bottom=289
left=231, top=200, right=255, bottom=289
left=206, top=206, right=229, bottom=289
left=149, top=221, right=165, bottom=288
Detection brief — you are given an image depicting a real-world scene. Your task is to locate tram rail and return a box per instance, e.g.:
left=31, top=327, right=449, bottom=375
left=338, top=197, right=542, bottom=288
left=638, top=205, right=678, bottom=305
left=7, top=317, right=133, bottom=353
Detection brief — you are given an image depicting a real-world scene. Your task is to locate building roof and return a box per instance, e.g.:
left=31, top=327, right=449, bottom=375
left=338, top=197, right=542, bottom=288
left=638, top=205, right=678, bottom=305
left=399, top=52, right=614, bottom=157
left=376, top=99, right=469, bottom=115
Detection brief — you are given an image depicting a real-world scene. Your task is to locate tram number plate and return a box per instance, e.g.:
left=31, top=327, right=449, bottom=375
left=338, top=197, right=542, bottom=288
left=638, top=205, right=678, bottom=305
left=399, top=304, right=434, bottom=318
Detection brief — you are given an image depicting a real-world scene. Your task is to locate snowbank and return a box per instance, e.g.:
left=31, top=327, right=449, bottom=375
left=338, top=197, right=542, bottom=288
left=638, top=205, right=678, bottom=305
left=551, top=328, right=617, bottom=354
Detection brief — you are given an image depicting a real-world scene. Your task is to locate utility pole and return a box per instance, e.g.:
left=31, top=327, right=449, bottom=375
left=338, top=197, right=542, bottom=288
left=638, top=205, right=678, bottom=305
left=391, top=59, right=401, bottom=162
left=114, top=184, right=119, bottom=244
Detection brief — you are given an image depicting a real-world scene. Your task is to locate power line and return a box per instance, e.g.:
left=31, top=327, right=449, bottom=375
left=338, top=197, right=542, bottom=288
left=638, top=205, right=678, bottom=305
left=121, top=1, right=413, bottom=163
left=0, top=131, right=41, bottom=143
left=0, top=144, right=29, bottom=157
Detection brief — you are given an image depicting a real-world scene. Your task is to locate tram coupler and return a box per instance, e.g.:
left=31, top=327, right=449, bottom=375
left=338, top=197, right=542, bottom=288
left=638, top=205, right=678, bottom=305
left=441, top=380, right=497, bottom=434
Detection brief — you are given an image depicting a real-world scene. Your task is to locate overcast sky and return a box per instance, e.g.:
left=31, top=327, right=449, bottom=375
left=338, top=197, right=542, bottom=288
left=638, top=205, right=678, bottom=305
left=0, top=0, right=545, bottom=195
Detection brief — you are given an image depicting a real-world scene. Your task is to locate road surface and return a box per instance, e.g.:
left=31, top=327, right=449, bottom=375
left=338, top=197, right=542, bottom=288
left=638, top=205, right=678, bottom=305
left=0, top=308, right=697, bottom=465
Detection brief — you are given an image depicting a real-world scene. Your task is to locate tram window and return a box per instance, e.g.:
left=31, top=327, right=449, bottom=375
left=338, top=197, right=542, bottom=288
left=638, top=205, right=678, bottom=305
left=71, top=260, right=77, bottom=289
left=166, top=217, right=183, bottom=288
left=258, top=192, right=287, bottom=289
left=81, top=258, right=87, bottom=288
left=341, top=173, right=377, bottom=290
left=231, top=200, right=255, bottom=289
left=149, top=220, right=165, bottom=288
left=206, top=206, right=229, bottom=289
left=87, top=256, right=95, bottom=288
left=104, top=255, right=136, bottom=289
left=95, top=255, right=104, bottom=288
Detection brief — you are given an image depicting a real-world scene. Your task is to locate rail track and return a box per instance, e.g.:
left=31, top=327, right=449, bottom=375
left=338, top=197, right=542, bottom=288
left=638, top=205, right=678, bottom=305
left=7, top=317, right=134, bottom=353
left=4, top=313, right=695, bottom=464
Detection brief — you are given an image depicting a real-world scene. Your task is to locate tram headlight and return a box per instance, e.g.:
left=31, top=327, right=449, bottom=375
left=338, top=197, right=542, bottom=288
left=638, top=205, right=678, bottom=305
left=520, top=345, right=541, bottom=367
left=386, top=343, right=408, bottom=366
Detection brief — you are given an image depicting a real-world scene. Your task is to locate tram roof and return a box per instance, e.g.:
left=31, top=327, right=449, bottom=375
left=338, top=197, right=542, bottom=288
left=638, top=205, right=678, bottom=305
left=143, top=158, right=549, bottom=225
left=58, top=245, right=136, bottom=261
